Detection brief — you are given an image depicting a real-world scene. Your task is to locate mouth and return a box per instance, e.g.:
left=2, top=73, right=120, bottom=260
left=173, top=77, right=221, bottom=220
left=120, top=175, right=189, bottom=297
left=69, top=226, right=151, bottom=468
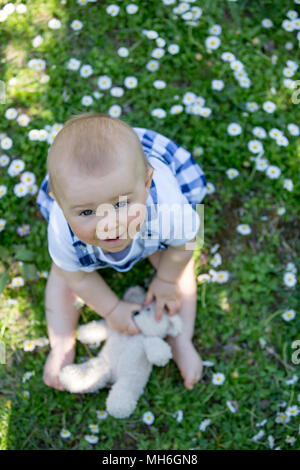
left=102, top=232, right=126, bottom=244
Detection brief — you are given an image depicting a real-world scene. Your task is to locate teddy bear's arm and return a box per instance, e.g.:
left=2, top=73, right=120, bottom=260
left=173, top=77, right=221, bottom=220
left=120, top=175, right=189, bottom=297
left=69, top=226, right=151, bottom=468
left=143, top=337, right=173, bottom=366
left=77, top=320, right=108, bottom=344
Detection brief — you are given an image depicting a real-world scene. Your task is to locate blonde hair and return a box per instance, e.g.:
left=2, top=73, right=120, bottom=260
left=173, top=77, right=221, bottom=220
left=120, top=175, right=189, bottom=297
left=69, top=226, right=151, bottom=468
left=47, top=112, right=153, bottom=199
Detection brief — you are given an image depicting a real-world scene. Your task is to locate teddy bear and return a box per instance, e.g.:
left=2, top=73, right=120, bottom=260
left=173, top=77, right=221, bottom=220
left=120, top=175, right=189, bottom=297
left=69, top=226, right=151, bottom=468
left=59, top=285, right=183, bottom=419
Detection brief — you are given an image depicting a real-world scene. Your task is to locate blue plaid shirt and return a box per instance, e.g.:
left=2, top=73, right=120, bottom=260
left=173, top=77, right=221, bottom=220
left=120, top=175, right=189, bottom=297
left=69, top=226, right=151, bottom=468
left=36, top=127, right=207, bottom=272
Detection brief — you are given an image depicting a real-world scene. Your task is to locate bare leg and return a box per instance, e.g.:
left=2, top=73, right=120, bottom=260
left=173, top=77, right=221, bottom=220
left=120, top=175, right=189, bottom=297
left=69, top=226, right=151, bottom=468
left=43, top=262, right=81, bottom=391
left=148, top=251, right=202, bottom=390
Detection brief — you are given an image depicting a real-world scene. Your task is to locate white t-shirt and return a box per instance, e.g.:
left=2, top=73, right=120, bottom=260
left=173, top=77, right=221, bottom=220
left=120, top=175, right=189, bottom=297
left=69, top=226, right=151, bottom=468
left=47, top=156, right=200, bottom=272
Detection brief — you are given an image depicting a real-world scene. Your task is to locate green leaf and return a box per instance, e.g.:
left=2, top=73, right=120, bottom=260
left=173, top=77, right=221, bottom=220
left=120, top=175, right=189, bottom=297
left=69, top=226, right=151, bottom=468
left=20, top=263, right=38, bottom=281
left=15, top=248, right=36, bottom=262
left=0, top=271, right=9, bottom=294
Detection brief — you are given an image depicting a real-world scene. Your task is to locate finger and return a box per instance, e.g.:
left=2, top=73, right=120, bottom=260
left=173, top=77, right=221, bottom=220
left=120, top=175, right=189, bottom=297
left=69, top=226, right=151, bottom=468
left=143, top=291, right=153, bottom=306
left=156, top=303, right=164, bottom=322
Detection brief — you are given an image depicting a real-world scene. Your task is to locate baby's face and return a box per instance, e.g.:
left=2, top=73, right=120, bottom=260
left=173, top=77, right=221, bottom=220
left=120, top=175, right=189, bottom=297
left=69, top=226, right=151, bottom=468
left=51, top=162, right=153, bottom=253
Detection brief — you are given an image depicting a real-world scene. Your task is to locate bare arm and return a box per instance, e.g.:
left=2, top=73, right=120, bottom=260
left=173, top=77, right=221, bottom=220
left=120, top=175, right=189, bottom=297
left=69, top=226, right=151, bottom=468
left=156, top=238, right=195, bottom=284
left=53, top=263, right=119, bottom=318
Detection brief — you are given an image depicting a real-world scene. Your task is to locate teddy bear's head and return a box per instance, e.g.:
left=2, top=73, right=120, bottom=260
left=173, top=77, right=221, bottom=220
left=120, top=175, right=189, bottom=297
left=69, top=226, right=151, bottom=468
left=132, top=303, right=182, bottom=338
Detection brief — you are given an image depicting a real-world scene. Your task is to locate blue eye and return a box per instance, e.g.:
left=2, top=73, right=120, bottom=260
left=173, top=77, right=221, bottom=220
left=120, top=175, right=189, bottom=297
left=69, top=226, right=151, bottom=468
left=79, top=201, right=129, bottom=216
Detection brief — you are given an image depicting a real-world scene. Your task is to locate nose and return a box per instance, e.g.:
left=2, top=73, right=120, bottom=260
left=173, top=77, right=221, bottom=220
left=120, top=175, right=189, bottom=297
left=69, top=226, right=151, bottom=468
left=133, top=311, right=140, bottom=316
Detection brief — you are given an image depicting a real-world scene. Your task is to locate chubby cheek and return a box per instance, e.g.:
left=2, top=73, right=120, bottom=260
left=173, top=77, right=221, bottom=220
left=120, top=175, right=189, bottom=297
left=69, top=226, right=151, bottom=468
left=69, top=219, right=94, bottom=243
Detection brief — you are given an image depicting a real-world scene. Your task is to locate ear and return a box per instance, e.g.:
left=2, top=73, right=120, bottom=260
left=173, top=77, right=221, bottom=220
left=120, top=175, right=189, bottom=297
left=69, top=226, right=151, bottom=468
left=167, top=315, right=183, bottom=337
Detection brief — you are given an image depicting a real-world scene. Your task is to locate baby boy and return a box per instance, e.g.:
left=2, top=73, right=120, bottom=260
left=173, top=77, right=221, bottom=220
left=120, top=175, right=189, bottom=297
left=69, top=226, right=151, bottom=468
left=40, top=112, right=204, bottom=392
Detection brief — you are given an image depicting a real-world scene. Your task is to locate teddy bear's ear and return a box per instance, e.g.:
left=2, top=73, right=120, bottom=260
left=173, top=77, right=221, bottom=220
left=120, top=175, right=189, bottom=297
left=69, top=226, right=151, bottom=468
left=167, top=315, right=183, bottom=337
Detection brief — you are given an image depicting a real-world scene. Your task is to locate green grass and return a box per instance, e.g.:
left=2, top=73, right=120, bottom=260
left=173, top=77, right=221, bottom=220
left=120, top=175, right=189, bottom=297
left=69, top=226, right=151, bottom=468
left=0, top=0, right=299, bottom=450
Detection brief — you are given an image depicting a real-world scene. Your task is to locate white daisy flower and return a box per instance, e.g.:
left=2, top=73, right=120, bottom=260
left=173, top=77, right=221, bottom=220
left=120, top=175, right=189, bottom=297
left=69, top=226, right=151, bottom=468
left=17, top=114, right=30, bottom=126
left=146, top=59, right=160, bottom=71
left=0, top=155, right=10, bottom=166
left=126, top=4, right=139, bottom=14
left=286, top=405, right=299, bottom=417
left=22, top=371, right=34, bottom=382
left=283, top=178, right=293, bottom=191
left=199, top=419, right=211, bottom=431
left=89, top=424, right=99, bottom=434
left=275, top=412, right=290, bottom=423
left=35, top=337, right=50, bottom=347
left=23, top=391, right=30, bottom=399
left=283, top=272, right=297, bottom=287
left=23, top=340, right=35, bottom=352
left=173, top=410, right=183, bottom=423
left=226, top=168, right=239, bottom=179
left=0, top=185, right=7, bottom=198
left=282, top=309, right=296, bottom=321
left=252, top=430, right=265, bottom=442
left=259, top=338, right=267, bottom=349
left=221, top=51, right=236, bottom=62
left=153, top=80, right=166, bottom=89
left=212, top=79, right=224, bottom=90
left=71, top=20, right=83, bottom=31
left=67, top=58, right=81, bottom=70
left=266, top=165, right=281, bottom=179
left=282, top=19, right=294, bottom=32
left=84, top=435, right=98, bottom=444
left=151, top=47, right=165, bottom=59
left=252, top=126, right=267, bottom=139
left=210, top=253, right=222, bottom=267
left=98, top=75, right=112, bottom=90
left=96, top=410, right=108, bottom=420
left=106, top=4, right=120, bottom=16
left=13, top=182, right=28, bottom=198
left=156, top=37, right=166, bottom=47
left=80, top=64, right=93, bottom=77
left=117, top=47, right=129, bottom=57
left=108, top=104, right=122, bottom=118
left=151, top=108, right=166, bottom=118
left=287, top=9, right=298, bottom=19
left=237, top=224, right=251, bottom=235
left=285, top=374, right=298, bottom=385
left=168, top=44, right=180, bottom=54
left=197, top=106, right=212, bottom=117
left=8, top=159, right=25, bottom=176
left=283, top=67, right=295, bottom=78
left=20, top=171, right=36, bottom=186
left=212, top=372, right=225, bottom=385
left=238, top=77, right=251, bottom=88
left=286, top=262, right=297, bottom=273
left=285, top=436, right=296, bottom=445
left=182, top=91, right=197, bottom=105
left=32, top=35, right=43, bottom=48
left=227, top=122, right=242, bottom=135
left=17, top=224, right=30, bottom=237
left=226, top=401, right=238, bottom=413
left=268, top=436, right=275, bottom=449
left=170, top=105, right=183, bottom=114
left=277, top=207, right=286, bottom=215
left=209, top=24, right=222, bottom=35
left=124, top=76, right=138, bottom=88
left=110, top=87, right=124, bottom=97
left=246, top=101, right=259, bottom=112
left=74, top=296, right=86, bottom=309
left=276, top=135, right=289, bottom=147
left=143, top=30, right=159, bottom=40
left=269, top=128, right=283, bottom=139
left=143, top=411, right=155, bottom=425
left=0, top=219, right=7, bottom=231
left=230, top=60, right=244, bottom=72
left=262, top=18, right=273, bottom=28
left=287, top=123, right=299, bottom=136
left=48, top=18, right=61, bottom=29
left=262, top=100, right=276, bottom=113
left=81, top=95, right=93, bottom=106
left=193, top=146, right=204, bottom=157
left=1, top=136, right=13, bottom=150
left=205, top=36, right=221, bottom=50
left=255, top=158, right=269, bottom=172
left=5, top=108, right=18, bottom=120
left=202, top=360, right=215, bottom=367
left=16, top=4, right=27, bottom=13
left=93, top=91, right=103, bottom=99
left=197, top=274, right=211, bottom=283
left=60, top=429, right=71, bottom=438
left=248, top=140, right=264, bottom=154
left=206, top=182, right=215, bottom=194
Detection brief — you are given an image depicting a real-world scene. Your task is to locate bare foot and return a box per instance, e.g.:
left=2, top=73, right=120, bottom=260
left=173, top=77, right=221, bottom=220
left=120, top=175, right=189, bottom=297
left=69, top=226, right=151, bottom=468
left=43, top=342, right=76, bottom=391
left=167, top=336, right=203, bottom=390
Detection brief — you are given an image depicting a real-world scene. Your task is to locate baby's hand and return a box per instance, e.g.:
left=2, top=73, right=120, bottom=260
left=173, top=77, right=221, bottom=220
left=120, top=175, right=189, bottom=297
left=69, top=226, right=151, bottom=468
left=143, top=276, right=182, bottom=322
left=105, top=300, right=142, bottom=336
